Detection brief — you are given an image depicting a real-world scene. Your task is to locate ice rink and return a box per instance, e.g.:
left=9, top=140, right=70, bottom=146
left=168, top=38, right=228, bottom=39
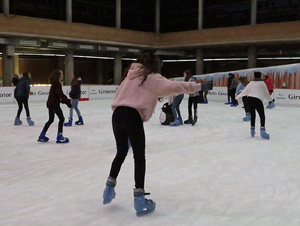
left=1, top=98, right=300, bottom=226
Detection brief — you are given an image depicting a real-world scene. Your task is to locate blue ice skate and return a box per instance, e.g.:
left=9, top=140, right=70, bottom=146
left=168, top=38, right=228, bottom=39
left=64, top=117, right=72, bottom=126
left=103, top=185, right=116, bottom=204
left=266, top=102, right=275, bottom=109
left=225, top=101, right=231, bottom=105
left=27, top=117, right=34, bottom=126
left=38, top=131, right=49, bottom=142
left=134, top=188, right=156, bottom=216
left=260, top=128, right=270, bottom=140
left=243, top=113, right=251, bottom=121
left=230, top=103, right=239, bottom=107
left=202, top=100, right=208, bottom=104
left=170, top=118, right=181, bottom=126
left=14, top=117, right=22, bottom=125
left=75, top=116, right=84, bottom=125
left=251, top=127, right=255, bottom=137
left=56, top=133, right=69, bottom=143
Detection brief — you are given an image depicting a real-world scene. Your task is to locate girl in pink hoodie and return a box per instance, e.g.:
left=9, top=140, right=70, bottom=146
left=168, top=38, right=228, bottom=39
left=103, top=50, right=203, bottom=216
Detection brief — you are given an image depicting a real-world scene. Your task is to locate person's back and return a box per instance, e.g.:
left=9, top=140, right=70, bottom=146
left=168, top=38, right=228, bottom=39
left=14, top=77, right=30, bottom=98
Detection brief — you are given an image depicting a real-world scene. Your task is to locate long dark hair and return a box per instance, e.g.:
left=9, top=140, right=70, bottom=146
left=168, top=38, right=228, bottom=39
left=184, top=70, right=192, bottom=82
left=136, top=50, right=161, bottom=85
left=23, top=72, right=31, bottom=83
left=71, top=73, right=81, bottom=85
left=49, top=70, right=62, bottom=84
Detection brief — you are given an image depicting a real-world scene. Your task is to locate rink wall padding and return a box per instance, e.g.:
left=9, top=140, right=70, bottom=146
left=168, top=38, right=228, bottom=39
left=1, top=85, right=300, bottom=107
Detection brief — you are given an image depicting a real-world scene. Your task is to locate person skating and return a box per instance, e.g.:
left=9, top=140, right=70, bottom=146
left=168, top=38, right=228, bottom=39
left=14, top=72, right=34, bottom=126
left=236, top=72, right=274, bottom=139
left=235, top=77, right=250, bottom=121
left=64, top=73, right=84, bottom=126
left=38, top=70, right=71, bottom=143
left=264, top=74, right=275, bottom=109
left=103, top=50, right=205, bottom=216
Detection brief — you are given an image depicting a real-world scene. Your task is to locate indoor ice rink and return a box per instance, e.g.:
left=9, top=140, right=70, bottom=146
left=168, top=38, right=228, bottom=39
left=1, top=98, right=300, bottom=226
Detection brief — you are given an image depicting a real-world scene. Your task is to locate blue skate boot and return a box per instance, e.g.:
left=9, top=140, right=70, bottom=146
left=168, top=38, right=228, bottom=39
left=38, top=131, right=49, bottom=142
left=170, top=118, right=180, bottom=126
left=14, top=117, right=22, bottom=125
left=178, top=117, right=183, bottom=125
left=56, top=133, right=69, bottom=143
left=243, top=113, right=251, bottom=121
left=27, top=117, right=34, bottom=126
left=64, top=117, right=73, bottom=127
left=250, top=127, right=255, bottom=137
left=75, top=116, right=84, bottom=125
left=202, top=100, right=208, bottom=104
left=103, top=177, right=116, bottom=205
left=134, top=188, right=156, bottom=216
left=260, top=127, right=270, bottom=140
left=266, top=102, right=275, bottom=109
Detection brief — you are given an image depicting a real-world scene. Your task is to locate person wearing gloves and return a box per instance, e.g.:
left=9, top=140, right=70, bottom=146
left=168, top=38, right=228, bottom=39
left=102, top=50, right=205, bottom=216
left=236, top=71, right=274, bottom=139
left=38, top=70, right=72, bottom=143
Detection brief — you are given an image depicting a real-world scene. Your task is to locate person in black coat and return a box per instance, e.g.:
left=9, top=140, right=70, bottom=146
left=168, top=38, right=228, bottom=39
left=64, top=73, right=84, bottom=126
left=14, top=72, right=34, bottom=126
left=38, top=70, right=72, bottom=143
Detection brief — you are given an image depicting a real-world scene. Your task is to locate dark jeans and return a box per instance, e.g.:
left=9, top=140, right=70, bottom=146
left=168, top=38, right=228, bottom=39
left=228, top=89, right=237, bottom=104
left=203, top=91, right=208, bottom=101
left=16, top=97, right=30, bottom=118
left=171, top=94, right=184, bottom=119
left=248, top=96, right=265, bottom=128
left=109, top=106, right=146, bottom=189
left=242, top=96, right=251, bottom=114
left=42, top=106, right=65, bottom=133
left=188, top=96, right=198, bottom=117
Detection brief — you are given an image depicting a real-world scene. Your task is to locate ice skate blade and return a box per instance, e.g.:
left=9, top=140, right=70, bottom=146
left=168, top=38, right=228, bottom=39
left=136, top=208, right=155, bottom=217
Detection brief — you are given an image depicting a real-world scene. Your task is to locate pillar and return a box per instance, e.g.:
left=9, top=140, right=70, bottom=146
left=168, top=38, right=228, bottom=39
left=64, top=50, right=74, bottom=85
left=116, top=0, right=121, bottom=28
left=248, top=46, right=257, bottom=69
left=155, top=0, right=160, bottom=33
left=196, top=48, right=204, bottom=75
left=114, top=53, right=122, bottom=85
left=13, top=55, right=19, bottom=75
left=2, top=45, right=14, bottom=86
left=3, top=0, right=9, bottom=16
left=198, top=0, right=204, bottom=30
left=251, top=0, right=257, bottom=25
left=66, top=0, right=72, bottom=23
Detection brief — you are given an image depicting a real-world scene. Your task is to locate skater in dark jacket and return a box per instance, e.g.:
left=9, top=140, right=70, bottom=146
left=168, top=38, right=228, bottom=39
left=14, top=72, right=34, bottom=126
left=38, top=70, right=71, bottom=143
left=64, top=73, right=84, bottom=126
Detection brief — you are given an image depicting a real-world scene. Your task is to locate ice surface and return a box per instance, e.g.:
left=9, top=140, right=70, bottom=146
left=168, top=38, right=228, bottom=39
left=1, top=99, right=300, bottom=226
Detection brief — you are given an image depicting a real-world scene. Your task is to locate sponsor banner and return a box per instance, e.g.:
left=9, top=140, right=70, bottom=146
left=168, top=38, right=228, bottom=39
left=28, top=86, right=51, bottom=102
left=206, top=87, right=228, bottom=102
left=89, top=85, right=118, bottom=100
left=62, top=85, right=89, bottom=101
left=274, top=89, right=300, bottom=106
left=0, top=87, right=14, bottom=103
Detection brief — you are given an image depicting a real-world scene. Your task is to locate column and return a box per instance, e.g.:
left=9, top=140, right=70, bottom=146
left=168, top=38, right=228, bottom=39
left=114, top=53, right=122, bottom=85
left=66, top=0, right=72, bottom=23
left=155, top=0, right=160, bottom=33
left=196, top=48, right=204, bottom=75
left=64, top=50, right=74, bottom=85
left=96, top=59, right=103, bottom=84
left=13, top=55, right=20, bottom=75
left=251, top=0, right=257, bottom=25
left=3, top=0, right=9, bottom=15
left=116, top=0, right=121, bottom=28
left=2, top=45, right=14, bottom=86
left=198, top=0, right=204, bottom=30
left=248, top=46, right=257, bottom=69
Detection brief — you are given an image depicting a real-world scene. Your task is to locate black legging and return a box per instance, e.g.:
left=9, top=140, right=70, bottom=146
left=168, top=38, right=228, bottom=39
left=109, top=106, right=146, bottom=189
left=42, top=106, right=65, bottom=133
left=242, top=96, right=251, bottom=114
left=188, top=96, right=198, bottom=117
left=248, top=96, right=265, bottom=128
left=16, top=97, right=30, bottom=118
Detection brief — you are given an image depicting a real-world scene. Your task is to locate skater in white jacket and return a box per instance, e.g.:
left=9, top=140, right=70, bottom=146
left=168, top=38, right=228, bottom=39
left=236, top=71, right=274, bottom=139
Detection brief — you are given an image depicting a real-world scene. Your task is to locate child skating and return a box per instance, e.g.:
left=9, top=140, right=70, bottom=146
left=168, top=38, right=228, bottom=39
left=103, top=50, right=205, bottom=216
left=236, top=72, right=274, bottom=139
left=38, top=70, right=71, bottom=143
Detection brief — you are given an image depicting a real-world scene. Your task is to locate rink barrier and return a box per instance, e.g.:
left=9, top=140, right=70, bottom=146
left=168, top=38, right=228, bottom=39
left=0, top=85, right=300, bottom=107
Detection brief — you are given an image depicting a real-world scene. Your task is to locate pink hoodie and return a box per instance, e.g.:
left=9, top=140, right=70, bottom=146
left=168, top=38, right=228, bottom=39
left=112, top=63, right=202, bottom=122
